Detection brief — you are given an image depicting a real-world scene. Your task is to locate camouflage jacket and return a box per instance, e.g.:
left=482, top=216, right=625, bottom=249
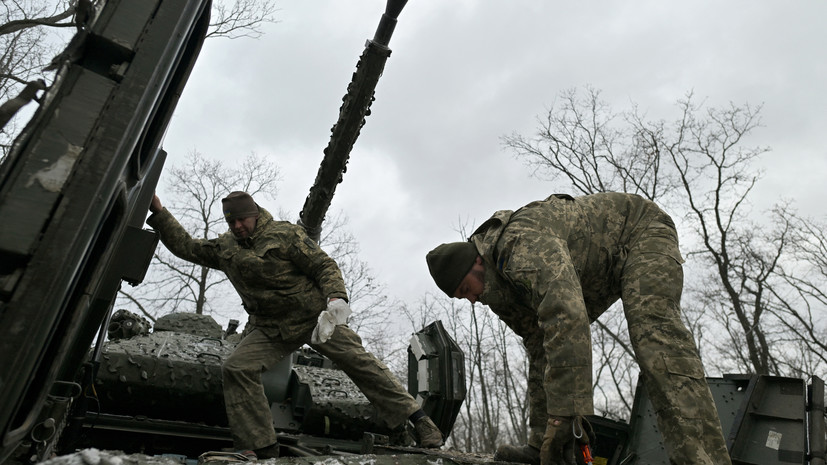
left=147, top=207, right=348, bottom=341
left=470, top=192, right=681, bottom=416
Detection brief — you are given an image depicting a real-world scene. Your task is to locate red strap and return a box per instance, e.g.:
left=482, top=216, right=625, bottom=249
left=580, top=444, right=593, bottom=463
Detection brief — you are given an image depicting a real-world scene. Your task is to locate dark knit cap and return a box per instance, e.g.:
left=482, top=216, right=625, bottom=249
left=222, top=191, right=259, bottom=221
left=426, top=242, right=479, bottom=297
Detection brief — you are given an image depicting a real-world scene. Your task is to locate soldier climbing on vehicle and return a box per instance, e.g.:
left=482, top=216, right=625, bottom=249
left=147, top=191, right=444, bottom=459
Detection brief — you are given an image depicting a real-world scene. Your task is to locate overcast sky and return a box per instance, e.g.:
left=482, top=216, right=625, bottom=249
left=159, top=1, right=827, bottom=319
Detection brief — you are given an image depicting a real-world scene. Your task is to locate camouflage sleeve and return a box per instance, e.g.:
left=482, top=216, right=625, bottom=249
left=284, top=228, right=348, bottom=301
left=496, top=225, right=594, bottom=417
left=146, top=208, right=222, bottom=269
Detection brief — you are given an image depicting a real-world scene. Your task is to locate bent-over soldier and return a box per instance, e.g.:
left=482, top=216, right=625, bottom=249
left=426, top=192, right=730, bottom=465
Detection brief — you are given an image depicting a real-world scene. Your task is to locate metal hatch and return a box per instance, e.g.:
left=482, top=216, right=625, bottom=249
left=408, top=320, right=467, bottom=440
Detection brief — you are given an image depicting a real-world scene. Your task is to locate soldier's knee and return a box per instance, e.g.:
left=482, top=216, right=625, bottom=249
left=222, top=356, right=252, bottom=379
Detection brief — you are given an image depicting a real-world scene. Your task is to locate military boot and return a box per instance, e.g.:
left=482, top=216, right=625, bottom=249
left=253, top=442, right=280, bottom=459
left=414, top=416, right=444, bottom=448
left=197, top=451, right=254, bottom=465
left=494, top=444, right=540, bottom=465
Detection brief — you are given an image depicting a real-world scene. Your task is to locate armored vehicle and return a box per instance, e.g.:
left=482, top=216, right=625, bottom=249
left=66, top=310, right=466, bottom=461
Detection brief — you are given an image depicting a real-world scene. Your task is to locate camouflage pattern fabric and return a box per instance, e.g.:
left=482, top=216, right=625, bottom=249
left=148, top=207, right=420, bottom=450
left=147, top=208, right=347, bottom=340
left=223, top=325, right=420, bottom=450
left=469, top=192, right=731, bottom=465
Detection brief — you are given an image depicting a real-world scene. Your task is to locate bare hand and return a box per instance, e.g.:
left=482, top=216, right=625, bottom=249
left=149, top=194, right=163, bottom=213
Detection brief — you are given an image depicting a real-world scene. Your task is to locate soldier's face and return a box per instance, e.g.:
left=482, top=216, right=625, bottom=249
left=228, top=215, right=258, bottom=238
left=453, top=258, right=485, bottom=304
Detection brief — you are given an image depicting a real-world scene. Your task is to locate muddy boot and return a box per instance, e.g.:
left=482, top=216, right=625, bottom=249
left=197, top=451, right=254, bottom=465
left=494, top=444, right=540, bottom=465
left=253, top=442, right=280, bottom=459
left=413, top=416, right=444, bottom=448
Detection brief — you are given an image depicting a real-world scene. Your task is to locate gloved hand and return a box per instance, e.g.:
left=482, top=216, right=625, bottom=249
left=310, top=298, right=352, bottom=344
left=540, top=416, right=592, bottom=465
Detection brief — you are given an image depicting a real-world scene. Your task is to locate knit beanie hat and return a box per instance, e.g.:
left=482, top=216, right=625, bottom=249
left=426, top=242, right=479, bottom=296
left=222, top=191, right=259, bottom=221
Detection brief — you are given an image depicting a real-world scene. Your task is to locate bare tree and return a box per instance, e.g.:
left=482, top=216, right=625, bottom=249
left=0, top=0, right=74, bottom=87
left=1, top=0, right=278, bottom=158
left=502, top=86, right=678, bottom=203
left=590, top=305, right=636, bottom=420
left=489, top=314, right=531, bottom=446
left=656, top=95, right=785, bottom=375
left=0, top=0, right=73, bottom=156
left=208, top=0, right=278, bottom=39
left=767, top=211, right=827, bottom=375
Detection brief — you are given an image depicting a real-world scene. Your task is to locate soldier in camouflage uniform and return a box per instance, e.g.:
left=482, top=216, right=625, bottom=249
left=426, top=192, right=731, bottom=465
left=148, top=191, right=443, bottom=458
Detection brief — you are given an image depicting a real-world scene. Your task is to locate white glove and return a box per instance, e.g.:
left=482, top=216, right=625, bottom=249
left=310, top=299, right=352, bottom=344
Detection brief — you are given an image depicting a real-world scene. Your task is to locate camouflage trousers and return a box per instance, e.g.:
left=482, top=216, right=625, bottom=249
left=524, top=216, right=731, bottom=464
left=222, top=324, right=420, bottom=450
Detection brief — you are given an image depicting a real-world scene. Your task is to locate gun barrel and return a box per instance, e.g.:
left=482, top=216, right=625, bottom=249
left=373, top=0, right=408, bottom=46
left=298, top=0, right=408, bottom=242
